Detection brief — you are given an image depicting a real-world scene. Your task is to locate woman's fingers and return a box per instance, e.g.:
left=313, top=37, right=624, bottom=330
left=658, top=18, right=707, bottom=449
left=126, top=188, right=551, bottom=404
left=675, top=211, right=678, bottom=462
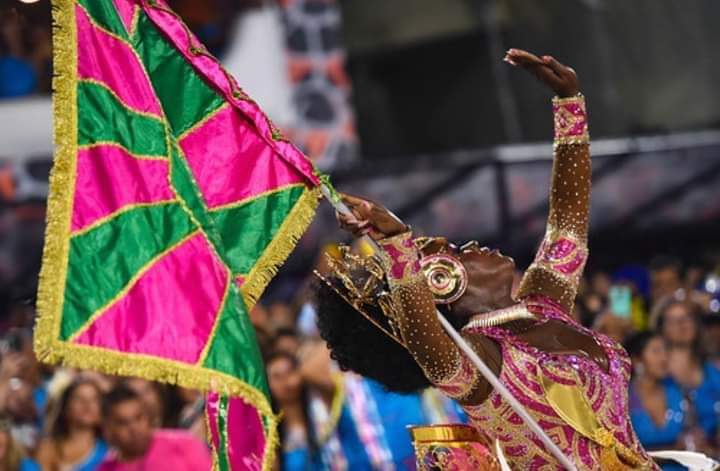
left=541, top=55, right=579, bottom=96
left=542, top=55, right=569, bottom=77
left=337, top=212, right=370, bottom=230
left=340, top=193, right=365, bottom=208
left=505, top=54, right=539, bottom=67
left=506, top=49, right=560, bottom=86
left=533, top=65, right=564, bottom=88
left=505, top=49, right=544, bottom=67
left=337, top=212, right=373, bottom=237
left=505, top=48, right=580, bottom=96
left=340, top=193, right=374, bottom=220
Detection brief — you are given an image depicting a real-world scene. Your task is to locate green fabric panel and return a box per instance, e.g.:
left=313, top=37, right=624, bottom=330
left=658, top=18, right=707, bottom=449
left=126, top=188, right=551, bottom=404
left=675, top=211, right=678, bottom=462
left=78, top=82, right=167, bottom=156
left=209, top=185, right=305, bottom=274
left=168, top=143, right=229, bottom=266
left=77, top=0, right=129, bottom=40
left=61, top=203, right=196, bottom=340
left=132, top=12, right=225, bottom=137
left=202, top=288, right=268, bottom=395
left=216, top=396, right=230, bottom=471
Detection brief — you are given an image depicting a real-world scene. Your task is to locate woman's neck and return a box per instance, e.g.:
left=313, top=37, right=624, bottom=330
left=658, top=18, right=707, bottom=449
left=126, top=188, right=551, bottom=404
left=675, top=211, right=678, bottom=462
left=281, top=402, right=306, bottom=427
left=668, top=345, right=704, bottom=388
left=668, top=344, right=698, bottom=365
left=634, top=375, right=662, bottom=394
left=466, top=294, right=517, bottom=316
left=484, top=295, right=517, bottom=313
left=65, top=426, right=96, bottom=444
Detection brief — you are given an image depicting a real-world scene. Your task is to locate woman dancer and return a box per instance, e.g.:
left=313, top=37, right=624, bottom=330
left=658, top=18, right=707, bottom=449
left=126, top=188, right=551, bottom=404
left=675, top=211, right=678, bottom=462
left=315, top=49, right=657, bottom=470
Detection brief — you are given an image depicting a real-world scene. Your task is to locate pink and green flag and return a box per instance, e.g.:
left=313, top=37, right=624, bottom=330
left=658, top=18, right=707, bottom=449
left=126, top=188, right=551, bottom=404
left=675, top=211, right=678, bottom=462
left=35, top=0, right=322, bottom=469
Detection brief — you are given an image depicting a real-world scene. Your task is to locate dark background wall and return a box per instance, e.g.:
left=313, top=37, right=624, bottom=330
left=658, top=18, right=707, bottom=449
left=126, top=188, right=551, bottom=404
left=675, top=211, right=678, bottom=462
left=341, top=0, right=720, bottom=158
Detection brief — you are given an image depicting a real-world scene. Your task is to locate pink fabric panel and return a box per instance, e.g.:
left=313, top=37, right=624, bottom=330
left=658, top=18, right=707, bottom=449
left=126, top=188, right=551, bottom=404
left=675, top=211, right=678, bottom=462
left=76, top=5, right=162, bottom=116
left=73, top=234, right=228, bottom=364
left=205, top=393, right=265, bottom=470
left=71, top=145, right=174, bottom=232
left=205, top=392, right=222, bottom=456
left=179, top=106, right=306, bottom=208
left=112, top=0, right=138, bottom=34
left=226, top=396, right=265, bottom=470
left=141, top=0, right=319, bottom=185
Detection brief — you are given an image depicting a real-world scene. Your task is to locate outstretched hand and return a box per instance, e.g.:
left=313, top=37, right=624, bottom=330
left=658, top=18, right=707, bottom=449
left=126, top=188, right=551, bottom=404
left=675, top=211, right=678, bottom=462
left=336, top=194, right=408, bottom=241
left=505, top=48, right=579, bottom=98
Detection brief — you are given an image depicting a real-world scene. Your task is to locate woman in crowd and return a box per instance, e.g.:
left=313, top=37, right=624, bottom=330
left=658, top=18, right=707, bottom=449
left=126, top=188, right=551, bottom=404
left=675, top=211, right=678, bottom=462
left=314, top=48, right=660, bottom=469
left=0, top=414, right=38, bottom=471
left=625, top=332, right=689, bottom=470
left=269, top=324, right=461, bottom=470
left=656, top=296, right=720, bottom=450
left=266, top=350, right=333, bottom=470
left=269, top=347, right=423, bottom=469
left=36, top=380, right=107, bottom=471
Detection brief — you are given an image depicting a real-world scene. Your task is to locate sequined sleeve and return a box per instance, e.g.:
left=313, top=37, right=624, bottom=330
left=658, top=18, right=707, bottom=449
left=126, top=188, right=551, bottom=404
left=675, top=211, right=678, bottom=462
left=377, top=232, right=482, bottom=401
left=516, top=95, right=591, bottom=313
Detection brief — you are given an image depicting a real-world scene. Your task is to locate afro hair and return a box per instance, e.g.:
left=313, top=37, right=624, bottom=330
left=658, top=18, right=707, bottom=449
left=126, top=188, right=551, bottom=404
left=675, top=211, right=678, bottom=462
left=314, top=279, right=431, bottom=394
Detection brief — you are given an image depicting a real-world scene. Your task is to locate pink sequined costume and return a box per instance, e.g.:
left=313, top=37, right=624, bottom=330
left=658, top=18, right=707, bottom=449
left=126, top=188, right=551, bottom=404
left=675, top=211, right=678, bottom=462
left=375, top=95, right=658, bottom=470
left=460, top=295, right=652, bottom=470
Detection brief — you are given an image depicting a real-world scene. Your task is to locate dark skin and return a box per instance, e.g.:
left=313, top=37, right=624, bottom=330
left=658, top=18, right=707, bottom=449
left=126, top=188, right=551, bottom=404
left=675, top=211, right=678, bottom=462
left=338, top=49, right=607, bottom=405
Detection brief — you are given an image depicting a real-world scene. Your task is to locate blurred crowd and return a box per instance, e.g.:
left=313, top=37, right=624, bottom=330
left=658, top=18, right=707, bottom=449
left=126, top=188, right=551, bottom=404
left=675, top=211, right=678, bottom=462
left=0, top=7, right=51, bottom=99
left=0, top=323, right=213, bottom=470
left=0, top=1, right=258, bottom=99
left=0, top=242, right=719, bottom=470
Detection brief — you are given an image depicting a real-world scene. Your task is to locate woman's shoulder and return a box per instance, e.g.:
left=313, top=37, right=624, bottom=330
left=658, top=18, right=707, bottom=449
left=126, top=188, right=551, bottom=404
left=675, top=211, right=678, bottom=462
left=95, top=438, right=109, bottom=452
left=701, top=361, right=720, bottom=386
left=88, top=439, right=109, bottom=462
left=702, top=361, right=720, bottom=374
left=660, top=377, right=684, bottom=404
left=35, top=437, right=59, bottom=463
left=20, top=457, right=42, bottom=471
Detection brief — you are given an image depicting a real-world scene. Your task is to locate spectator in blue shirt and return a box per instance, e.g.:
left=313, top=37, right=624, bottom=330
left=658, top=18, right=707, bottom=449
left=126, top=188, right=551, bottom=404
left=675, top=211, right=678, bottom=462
left=0, top=19, right=37, bottom=98
left=0, top=416, right=40, bottom=471
left=657, top=296, right=720, bottom=448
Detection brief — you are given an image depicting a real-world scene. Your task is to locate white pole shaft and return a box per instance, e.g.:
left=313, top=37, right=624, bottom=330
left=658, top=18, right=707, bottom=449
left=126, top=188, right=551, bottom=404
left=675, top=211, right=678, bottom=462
left=435, top=314, right=577, bottom=471
left=321, top=184, right=578, bottom=471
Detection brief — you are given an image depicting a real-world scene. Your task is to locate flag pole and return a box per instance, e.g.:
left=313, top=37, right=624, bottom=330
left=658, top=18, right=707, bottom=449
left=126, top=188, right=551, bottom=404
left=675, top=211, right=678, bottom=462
left=320, top=184, right=578, bottom=471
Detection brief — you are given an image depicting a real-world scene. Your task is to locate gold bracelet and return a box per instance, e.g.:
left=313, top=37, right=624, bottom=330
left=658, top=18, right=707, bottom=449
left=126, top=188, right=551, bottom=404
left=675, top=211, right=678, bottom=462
left=553, top=93, right=589, bottom=147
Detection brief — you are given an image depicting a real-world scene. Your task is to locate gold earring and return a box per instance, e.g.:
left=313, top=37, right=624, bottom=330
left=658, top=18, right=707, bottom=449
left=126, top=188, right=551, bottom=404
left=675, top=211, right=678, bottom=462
left=420, top=254, right=468, bottom=304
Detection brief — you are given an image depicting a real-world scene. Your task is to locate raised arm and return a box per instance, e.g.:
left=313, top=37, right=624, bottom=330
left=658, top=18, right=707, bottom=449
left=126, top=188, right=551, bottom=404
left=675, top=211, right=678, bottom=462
left=338, top=197, right=495, bottom=405
left=506, top=50, right=591, bottom=313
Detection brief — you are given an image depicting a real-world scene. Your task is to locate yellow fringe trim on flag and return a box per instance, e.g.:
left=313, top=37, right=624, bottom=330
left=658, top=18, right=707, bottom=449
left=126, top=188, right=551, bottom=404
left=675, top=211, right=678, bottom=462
left=35, top=0, right=79, bottom=377
left=36, top=3, right=281, bottom=469
left=33, top=340, right=280, bottom=470
left=241, top=186, right=321, bottom=308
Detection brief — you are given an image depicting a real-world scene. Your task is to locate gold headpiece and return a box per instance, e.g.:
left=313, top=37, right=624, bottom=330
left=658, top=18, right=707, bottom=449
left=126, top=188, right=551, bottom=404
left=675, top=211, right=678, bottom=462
left=314, top=237, right=471, bottom=348
left=314, top=245, right=406, bottom=347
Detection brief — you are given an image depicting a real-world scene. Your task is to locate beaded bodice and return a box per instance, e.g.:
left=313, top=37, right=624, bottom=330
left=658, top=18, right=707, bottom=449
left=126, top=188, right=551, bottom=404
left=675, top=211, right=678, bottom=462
left=462, top=296, right=656, bottom=470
